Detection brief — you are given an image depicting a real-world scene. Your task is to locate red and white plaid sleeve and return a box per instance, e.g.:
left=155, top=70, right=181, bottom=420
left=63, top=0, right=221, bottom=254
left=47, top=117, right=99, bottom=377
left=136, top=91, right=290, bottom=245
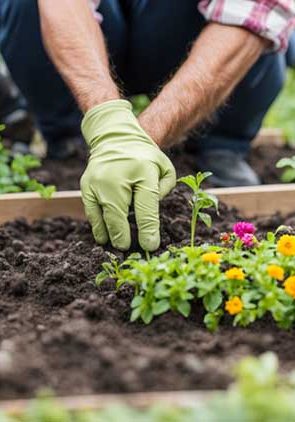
left=199, top=0, right=295, bottom=52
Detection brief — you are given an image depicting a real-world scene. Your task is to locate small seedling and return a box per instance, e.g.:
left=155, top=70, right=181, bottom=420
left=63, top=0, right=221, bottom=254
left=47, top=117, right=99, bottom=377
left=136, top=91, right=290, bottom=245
left=276, top=156, right=295, bottom=183
left=0, top=132, right=56, bottom=198
left=178, top=172, right=218, bottom=247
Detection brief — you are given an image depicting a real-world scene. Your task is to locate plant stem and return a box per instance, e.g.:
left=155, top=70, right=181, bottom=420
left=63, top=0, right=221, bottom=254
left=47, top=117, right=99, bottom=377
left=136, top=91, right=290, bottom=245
left=145, top=250, right=151, bottom=261
left=191, top=212, right=197, bottom=248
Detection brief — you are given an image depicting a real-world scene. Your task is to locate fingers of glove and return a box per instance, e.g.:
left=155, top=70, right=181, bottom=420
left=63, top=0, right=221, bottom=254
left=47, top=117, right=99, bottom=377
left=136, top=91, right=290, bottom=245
left=83, top=200, right=109, bottom=245
left=103, top=204, right=131, bottom=251
left=159, top=157, right=177, bottom=199
left=134, top=170, right=160, bottom=252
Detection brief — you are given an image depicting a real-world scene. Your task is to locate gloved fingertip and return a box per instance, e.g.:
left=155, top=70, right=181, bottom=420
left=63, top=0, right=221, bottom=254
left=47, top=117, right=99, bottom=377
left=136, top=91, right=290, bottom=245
left=111, top=238, right=131, bottom=251
left=139, top=232, right=160, bottom=252
left=93, top=230, right=109, bottom=246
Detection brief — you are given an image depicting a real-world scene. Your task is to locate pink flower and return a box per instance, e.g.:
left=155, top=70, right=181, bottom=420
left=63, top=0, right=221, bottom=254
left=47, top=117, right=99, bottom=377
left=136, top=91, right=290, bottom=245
left=241, top=233, right=255, bottom=248
left=233, top=221, right=256, bottom=239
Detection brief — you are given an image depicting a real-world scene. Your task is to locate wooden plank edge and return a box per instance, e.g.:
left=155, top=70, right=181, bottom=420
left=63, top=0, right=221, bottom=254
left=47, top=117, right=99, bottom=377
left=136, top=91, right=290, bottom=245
left=0, top=391, right=217, bottom=415
left=0, top=184, right=295, bottom=224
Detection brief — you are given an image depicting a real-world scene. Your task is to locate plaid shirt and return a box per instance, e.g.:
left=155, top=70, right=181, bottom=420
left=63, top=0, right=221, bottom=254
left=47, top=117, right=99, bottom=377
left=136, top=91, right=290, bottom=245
left=199, top=0, right=295, bottom=51
left=90, top=0, right=295, bottom=52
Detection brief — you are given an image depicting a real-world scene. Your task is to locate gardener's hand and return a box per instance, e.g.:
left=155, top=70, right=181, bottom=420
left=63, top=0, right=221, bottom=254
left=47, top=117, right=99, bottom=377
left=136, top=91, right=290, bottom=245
left=81, top=100, right=176, bottom=251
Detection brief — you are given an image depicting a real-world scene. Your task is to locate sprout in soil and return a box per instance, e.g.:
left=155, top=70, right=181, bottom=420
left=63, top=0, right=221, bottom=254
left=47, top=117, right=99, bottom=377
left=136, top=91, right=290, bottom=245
left=178, top=172, right=219, bottom=247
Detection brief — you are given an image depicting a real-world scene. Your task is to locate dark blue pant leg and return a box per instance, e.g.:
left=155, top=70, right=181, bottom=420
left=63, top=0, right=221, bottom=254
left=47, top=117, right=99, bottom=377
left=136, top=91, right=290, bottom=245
left=286, top=32, right=295, bottom=67
left=125, top=0, right=205, bottom=94
left=0, top=0, right=81, bottom=143
left=127, top=0, right=285, bottom=153
left=0, top=0, right=127, bottom=144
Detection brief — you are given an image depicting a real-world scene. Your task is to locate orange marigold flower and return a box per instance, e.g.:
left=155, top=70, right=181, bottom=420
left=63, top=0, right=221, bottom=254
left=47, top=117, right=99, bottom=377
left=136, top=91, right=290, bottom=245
left=201, top=252, right=221, bottom=264
left=284, top=276, right=295, bottom=299
left=225, top=297, right=243, bottom=315
left=225, top=267, right=245, bottom=281
left=277, top=235, right=295, bottom=257
left=267, top=265, right=285, bottom=281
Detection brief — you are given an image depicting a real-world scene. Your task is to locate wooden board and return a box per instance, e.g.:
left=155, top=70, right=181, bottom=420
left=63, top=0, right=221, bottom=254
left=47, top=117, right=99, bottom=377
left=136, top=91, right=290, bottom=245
left=0, top=391, right=216, bottom=415
left=0, top=191, right=84, bottom=224
left=0, top=184, right=295, bottom=224
left=207, top=184, right=295, bottom=217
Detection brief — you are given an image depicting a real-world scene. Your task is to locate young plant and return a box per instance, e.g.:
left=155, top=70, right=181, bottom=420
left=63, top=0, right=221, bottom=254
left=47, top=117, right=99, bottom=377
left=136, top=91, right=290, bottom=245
left=276, top=156, right=295, bottom=183
left=0, top=136, right=56, bottom=198
left=178, top=172, right=218, bottom=246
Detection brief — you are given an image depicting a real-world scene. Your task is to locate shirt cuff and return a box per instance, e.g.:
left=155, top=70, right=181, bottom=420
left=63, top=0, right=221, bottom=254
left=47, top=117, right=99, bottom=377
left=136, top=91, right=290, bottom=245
left=198, top=0, right=295, bottom=52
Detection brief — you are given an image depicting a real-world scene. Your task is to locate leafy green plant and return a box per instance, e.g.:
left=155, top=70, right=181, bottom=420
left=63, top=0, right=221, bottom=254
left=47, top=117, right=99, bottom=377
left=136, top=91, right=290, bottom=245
left=96, top=222, right=295, bottom=329
left=178, top=172, right=218, bottom=246
left=0, top=135, right=55, bottom=198
left=276, top=156, right=295, bottom=183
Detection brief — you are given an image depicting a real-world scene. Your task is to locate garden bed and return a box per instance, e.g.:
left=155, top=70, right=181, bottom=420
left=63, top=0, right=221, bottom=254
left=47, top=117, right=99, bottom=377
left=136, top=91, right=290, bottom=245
left=0, top=183, right=295, bottom=402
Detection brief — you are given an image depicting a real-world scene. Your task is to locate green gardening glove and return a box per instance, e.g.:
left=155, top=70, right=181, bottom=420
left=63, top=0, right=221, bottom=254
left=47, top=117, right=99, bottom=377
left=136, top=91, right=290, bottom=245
left=81, top=99, right=176, bottom=251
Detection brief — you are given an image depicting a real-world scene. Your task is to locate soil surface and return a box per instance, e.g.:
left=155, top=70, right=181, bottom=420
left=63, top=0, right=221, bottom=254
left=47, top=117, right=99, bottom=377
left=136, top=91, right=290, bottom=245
left=1, top=184, right=295, bottom=400
left=32, top=144, right=295, bottom=191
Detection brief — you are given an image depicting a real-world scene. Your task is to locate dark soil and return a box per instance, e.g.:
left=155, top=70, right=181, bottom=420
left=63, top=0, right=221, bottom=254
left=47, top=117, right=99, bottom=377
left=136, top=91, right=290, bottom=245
left=1, top=184, right=295, bottom=400
left=32, top=144, right=295, bottom=191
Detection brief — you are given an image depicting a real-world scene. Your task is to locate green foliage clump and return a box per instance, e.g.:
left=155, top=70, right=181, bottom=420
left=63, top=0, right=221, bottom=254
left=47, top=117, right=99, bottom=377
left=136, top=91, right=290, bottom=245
left=276, top=155, right=295, bottom=183
left=96, top=172, right=295, bottom=329
left=0, top=132, right=55, bottom=198
left=96, top=229, right=295, bottom=329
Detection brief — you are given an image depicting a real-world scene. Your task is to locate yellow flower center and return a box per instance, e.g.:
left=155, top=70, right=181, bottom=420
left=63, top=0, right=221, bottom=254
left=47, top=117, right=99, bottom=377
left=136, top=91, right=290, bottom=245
left=225, top=297, right=243, bottom=315
left=225, top=267, right=245, bottom=281
left=267, top=265, right=285, bottom=281
left=201, top=252, right=221, bottom=265
left=277, top=235, right=295, bottom=256
left=284, top=276, right=295, bottom=299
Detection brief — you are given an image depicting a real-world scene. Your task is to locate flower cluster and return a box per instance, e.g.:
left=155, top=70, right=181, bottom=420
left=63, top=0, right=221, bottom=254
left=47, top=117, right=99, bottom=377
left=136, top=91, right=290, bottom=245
left=233, top=221, right=257, bottom=247
left=97, top=222, right=295, bottom=331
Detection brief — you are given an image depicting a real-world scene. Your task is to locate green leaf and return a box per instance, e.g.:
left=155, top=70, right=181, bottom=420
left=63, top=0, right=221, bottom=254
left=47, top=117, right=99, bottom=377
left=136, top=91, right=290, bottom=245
left=38, top=185, right=56, bottom=199
left=199, top=212, right=212, bottom=228
left=95, top=271, right=108, bottom=285
left=266, top=232, right=275, bottom=242
left=203, top=290, right=223, bottom=312
left=131, top=296, right=144, bottom=308
left=196, top=171, right=212, bottom=187
left=130, top=307, right=142, bottom=322
left=204, top=310, right=223, bottom=332
left=276, top=156, right=295, bottom=169
left=178, top=175, right=197, bottom=192
left=141, top=307, right=153, bottom=324
left=281, top=168, right=295, bottom=183
left=176, top=300, right=191, bottom=317
left=153, top=300, right=170, bottom=315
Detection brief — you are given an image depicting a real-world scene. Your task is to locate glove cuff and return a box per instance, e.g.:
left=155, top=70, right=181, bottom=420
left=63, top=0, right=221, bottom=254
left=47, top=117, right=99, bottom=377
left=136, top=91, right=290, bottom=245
left=81, top=99, right=136, bottom=149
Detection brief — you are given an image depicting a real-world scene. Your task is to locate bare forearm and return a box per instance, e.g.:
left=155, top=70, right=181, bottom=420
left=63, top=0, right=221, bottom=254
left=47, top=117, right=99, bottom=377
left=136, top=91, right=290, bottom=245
left=139, top=23, right=267, bottom=148
left=38, top=0, right=119, bottom=112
